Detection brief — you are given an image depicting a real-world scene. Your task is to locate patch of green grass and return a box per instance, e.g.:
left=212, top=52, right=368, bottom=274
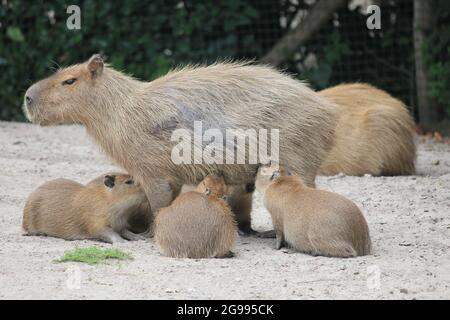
left=56, top=247, right=133, bottom=265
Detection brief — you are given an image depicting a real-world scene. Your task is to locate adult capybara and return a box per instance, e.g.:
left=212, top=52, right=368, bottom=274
left=318, top=83, right=416, bottom=176
left=23, top=54, right=337, bottom=234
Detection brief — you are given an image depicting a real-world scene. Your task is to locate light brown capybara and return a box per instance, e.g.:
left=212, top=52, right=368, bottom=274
left=181, top=182, right=255, bottom=236
left=255, top=163, right=372, bottom=258
left=155, top=175, right=237, bottom=259
left=318, top=83, right=416, bottom=176
left=22, top=173, right=167, bottom=243
left=23, top=54, right=337, bottom=234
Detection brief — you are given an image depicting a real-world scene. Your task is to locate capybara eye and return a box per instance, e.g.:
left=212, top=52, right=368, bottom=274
left=62, top=78, right=77, bottom=86
left=125, top=179, right=134, bottom=185
left=104, top=175, right=116, bottom=188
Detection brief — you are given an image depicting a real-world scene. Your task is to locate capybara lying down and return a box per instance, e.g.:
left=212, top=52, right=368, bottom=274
left=155, top=175, right=237, bottom=259
left=22, top=173, right=166, bottom=243
left=23, top=55, right=337, bottom=234
left=256, top=163, right=372, bottom=258
left=318, top=83, right=416, bottom=176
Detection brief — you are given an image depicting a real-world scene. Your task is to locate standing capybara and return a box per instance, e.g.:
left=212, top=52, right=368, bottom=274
left=318, top=83, right=416, bottom=176
left=23, top=54, right=337, bottom=234
left=22, top=173, right=164, bottom=243
left=255, top=163, right=372, bottom=258
left=155, top=175, right=237, bottom=259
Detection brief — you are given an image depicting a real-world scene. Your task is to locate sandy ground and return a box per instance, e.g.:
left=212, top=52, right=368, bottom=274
left=0, top=121, right=449, bottom=300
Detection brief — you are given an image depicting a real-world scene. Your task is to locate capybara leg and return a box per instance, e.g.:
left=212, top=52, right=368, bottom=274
left=229, top=187, right=256, bottom=236
left=142, top=180, right=176, bottom=212
left=257, top=230, right=277, bottom=239
left=216, top=251, right=235, bottom=259
left=127, top=202, right=152, bottom=234
left=120, top=229, right=146, bottom=241
left=98, top=228, right=125, bottom=244
left=238, top=225, right=257, bottom=237
left=275, top=232, right=285, bottom=250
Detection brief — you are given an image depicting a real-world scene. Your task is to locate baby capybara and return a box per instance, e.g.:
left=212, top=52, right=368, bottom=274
left=22, top=173, right=166, bottom=243
left=155, top=175, right=237, bottom=259
left=256, top=163, right=372, bottom=258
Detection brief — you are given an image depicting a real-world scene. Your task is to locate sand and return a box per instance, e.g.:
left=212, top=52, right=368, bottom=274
left=0, top=121, right=449, bottom=300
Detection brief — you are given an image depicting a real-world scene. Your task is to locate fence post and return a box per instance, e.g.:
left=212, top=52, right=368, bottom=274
left=414, top=0, right=441, bottom=131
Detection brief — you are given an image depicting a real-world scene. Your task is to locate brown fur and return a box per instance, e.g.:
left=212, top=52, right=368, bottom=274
left=155, top=175, right=237, bottom=258
left=181, top=183, right=254, bottom=234
left=86, top=172, right=164, bottom=235
left=22, top=173, right=159, bottom=243
left=24, top=55, right=337, bottom=215
left=318, top=83, right=416, bottom=176
left=224, top=184, right=254, bottom=234
left=256, top=164, right=372, bottom=258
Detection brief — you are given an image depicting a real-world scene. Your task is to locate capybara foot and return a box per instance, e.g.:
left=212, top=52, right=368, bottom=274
left=99, top=229, right=125, bottom=244
left=238, top=225, right=259, bottom=237
left=120, top=229, right=147, bottom=241
left=216, top=251, right=235, bottom=258
left=256, top=230, right=277, bottom=239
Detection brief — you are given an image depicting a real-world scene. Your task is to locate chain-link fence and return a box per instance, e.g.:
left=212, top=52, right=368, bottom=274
left=2, top=0, right=446, bottom=123
left=191, top=0, right=417, bottom=114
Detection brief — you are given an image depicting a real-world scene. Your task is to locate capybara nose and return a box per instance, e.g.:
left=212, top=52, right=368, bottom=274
left=25, top=84, right=40, bottom=109
left=25, top=95, right=33, bottom=106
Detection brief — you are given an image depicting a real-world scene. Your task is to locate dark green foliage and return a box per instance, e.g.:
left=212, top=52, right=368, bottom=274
left=0, top=0, right=448, bottom=122
left=0, top=0, right=261, bottom=121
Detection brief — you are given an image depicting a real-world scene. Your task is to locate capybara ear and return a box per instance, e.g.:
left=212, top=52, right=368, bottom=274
left=87, top=54, right=104, bottom=79
left=104, top=175, right=116, bottom=188
left=270, top=170, right=281, bottom=181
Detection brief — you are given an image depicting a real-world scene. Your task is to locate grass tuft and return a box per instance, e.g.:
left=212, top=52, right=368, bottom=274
left=56, top=247, right=132, bottom=265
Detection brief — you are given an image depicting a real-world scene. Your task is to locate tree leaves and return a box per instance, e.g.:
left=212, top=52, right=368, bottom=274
left=6, top=26, right=25, bottom=42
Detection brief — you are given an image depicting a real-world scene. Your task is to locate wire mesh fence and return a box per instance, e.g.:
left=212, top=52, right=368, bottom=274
left=153, top=0, right=417, bottom=112
left=0, top=0, right=425, bottom=121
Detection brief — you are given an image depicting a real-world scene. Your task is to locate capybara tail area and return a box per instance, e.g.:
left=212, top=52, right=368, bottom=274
left=376, top=110, right=417, bottom=176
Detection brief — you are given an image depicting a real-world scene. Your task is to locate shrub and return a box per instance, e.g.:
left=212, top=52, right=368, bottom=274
left=0, top=0, right=261, bottom=121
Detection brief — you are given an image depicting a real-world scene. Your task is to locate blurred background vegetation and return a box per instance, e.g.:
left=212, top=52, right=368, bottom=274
left=0, top=0, right=448, bottom=132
